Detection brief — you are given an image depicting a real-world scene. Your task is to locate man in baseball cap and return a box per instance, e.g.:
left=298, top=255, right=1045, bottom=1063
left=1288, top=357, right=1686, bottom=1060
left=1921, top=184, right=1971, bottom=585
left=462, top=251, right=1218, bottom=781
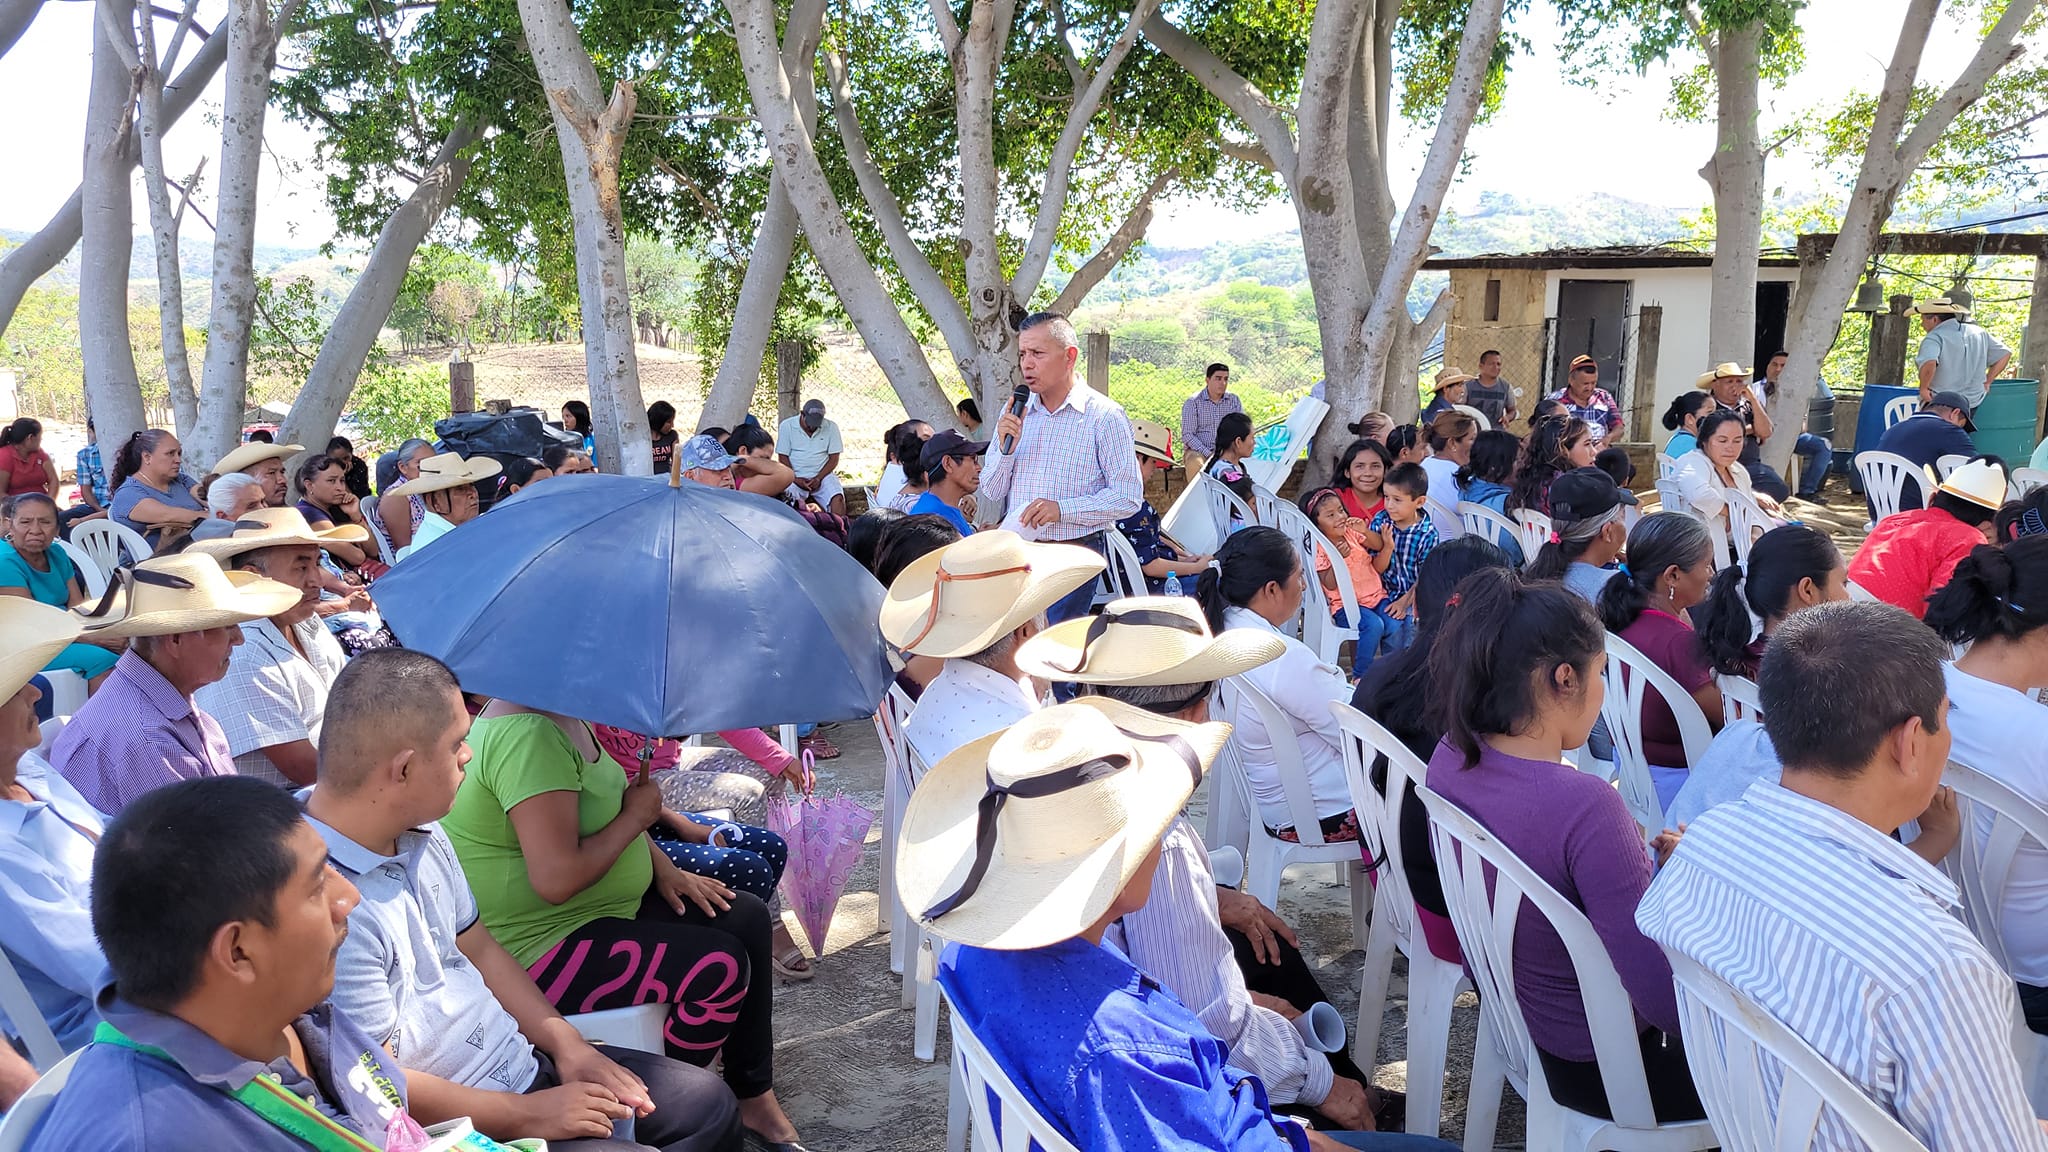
left=906, top=430, right=988, bottom=535
left=776, top=399, right=845, bottom=515
left=1871, top=390, right=1980, bottom=516
left=677, top=433, right=741, bottom=489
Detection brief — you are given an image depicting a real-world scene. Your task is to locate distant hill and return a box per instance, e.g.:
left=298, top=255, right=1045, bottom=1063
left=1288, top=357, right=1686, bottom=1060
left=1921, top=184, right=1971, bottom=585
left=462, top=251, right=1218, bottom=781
left=0, top=230, right=362, bottom=319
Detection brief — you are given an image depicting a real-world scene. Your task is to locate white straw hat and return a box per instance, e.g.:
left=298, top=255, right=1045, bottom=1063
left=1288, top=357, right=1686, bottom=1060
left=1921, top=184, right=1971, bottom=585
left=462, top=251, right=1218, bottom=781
left=1132, top=419, right=1173, bottom=464
left=1693, top=362, right=1752, bottom=389
left=1432, top=367, right=1477, bottom=391
left=388, top=452, right=503, bottom=497
left=1937, top=458, right=2007, bottom=510
left=1015, top=596, right=1283, bottom=686
left=212, top=441, right=304, bottom=477
left=76, top=553, right=303, bottom=639
left=1913, top=297, right=1967, bottom=316
left=880, top=530, right=1105, bottom=658
left=895, top=697, right=1230, bottom=949
left=185, top=505, right=368, bottom=562
left=0, top=598, right=82, bottom=703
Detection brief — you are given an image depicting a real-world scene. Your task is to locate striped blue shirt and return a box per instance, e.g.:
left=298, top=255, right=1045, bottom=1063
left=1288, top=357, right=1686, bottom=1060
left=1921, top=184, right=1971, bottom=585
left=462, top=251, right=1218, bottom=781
left=1638, top=780, right=2046, bottom=1151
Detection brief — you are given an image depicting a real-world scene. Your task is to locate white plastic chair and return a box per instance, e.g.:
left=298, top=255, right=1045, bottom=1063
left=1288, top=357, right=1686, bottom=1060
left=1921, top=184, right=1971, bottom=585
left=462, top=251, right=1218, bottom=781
left=68, top=519, right=148, bottom=572
left=1213, top=676, right=1367, bottom=945
left=1654, top=455, right=1694, bottom=519
left=566, top=1002, right=669, bottom=1053
left=1845, top=579, right=1879, bottom=603
left=1264, top=496, right=1358, bottom=663
left=1664, top=949, right=1929, bottom=1151
left=1252, top=483, right=1285, bottom=529
left=0, top=1048, right=81, bottom=1150
left=1512, top=508, right=1552, bottom=569
left=34, top=715, right=67, bottom=759
left=895, top=733, right=945, bottom=1062
left=1706, top=488, right=1775, bottom=570
left=1416, top=785, right=1720, bottom=1152
left=1330, top=702, right=1472, bottom=1137
left=1457, top=501, right=1519, bottom=556
left=873, top=683, right=917, bottom=978
left=2014, top=467, right=2048, bottom=497
left=1426, top=495, right=1464, bottom=539
left=1715, top=674, right=1763, bottom=726
left=1882, top=394, right=1918, bottom=429
left=1599, top=633, right=1714, bottom=842
left=0, top=950, right=64, bottom=1071
left=947, top=994, right=1083, bottom=1152
left=1934, top=453, right=1969, bottom=481
left=1098, top=528, right=1148, bottom=601
left=37, top=671, right=85, bottom=720
left=1940, top=758, right=2048, bottom=1113
left=1855, top=451, right=1934, bottom=524
left=54, top=540, right=105, bottom=598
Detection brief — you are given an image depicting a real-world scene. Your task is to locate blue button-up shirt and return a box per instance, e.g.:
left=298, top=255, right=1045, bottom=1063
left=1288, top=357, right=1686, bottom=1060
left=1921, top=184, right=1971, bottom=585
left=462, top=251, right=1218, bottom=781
left=0, top=751, right=104, bottom=1050
left=1180, top=389, right=1245, bottom=457
left=940, top=936, right=1307, bottom=1152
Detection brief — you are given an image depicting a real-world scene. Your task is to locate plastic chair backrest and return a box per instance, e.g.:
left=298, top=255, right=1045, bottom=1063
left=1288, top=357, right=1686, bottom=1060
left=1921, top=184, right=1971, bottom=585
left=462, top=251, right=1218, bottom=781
left=1854, top=451, right=1934, bottom=523
left=1416, top=785, right=1662, bottom=1129
left=1720, top=487, right=1775, bottom=568
left=947, top=998, right=1085, bottom=1152
left=0, top=1048, right=81, bottom=1151
left=1330, top=702, right=1423, bottom=947
left=1940, top=758, right=2048, bottom=976
left=1099, top=529, right=1149, bottom=600
left=1425, top=496, right=1463, bottom=539
left=69, top=520, right=148, bottom=573
left=566, top=1002, right=668, bottom=1053
left=0, top=949, right=64, bottom=1070
left=1216, top=675, right=1328, bottom=845
left=2014, top=467, right=2048, bottom=497
left=34, top=716, right=66, bottom=759
left=1882, top=394, right=1918, bottom=429
left=1935, top=454, right=1969, bottom=481
left=1264, top=496, right=1356, bottom=661
left=1716, top=673, right=1764, bottom=726
left=1252, top=484, right=1285, bottom=529
left=1657, top=454, right=1681, bottom=481
left=1457, top=501, right=1519, bottom=555
left=53, top=541, right=106, bottom=598
left=1664, top=949, right=1929, bottom=1152
left=1845, top=579, right=1879, bottom=603
left=1599, top=632, right=1714, bottom=838
left=1511, top=508, right=1552, bottom=566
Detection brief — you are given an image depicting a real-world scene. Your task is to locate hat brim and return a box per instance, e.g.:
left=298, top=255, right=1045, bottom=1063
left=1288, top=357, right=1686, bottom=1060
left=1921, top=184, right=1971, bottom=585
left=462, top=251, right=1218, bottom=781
left=1914, top=303, right=1965, bottom=315
left=895, top=697, right=1230, bottom=950
left=1937, top=479, right=2005, bottom=510
left=879, top=542, right=1106, bottom=658
left=0, top=599, right=83, bottom=703
left=80, top=570, right=305, bottom=638
left=1433, top=374, right=1477, bottom=390
left=186, top=523, right=369, bottom=561
left=1014, top=618, right=1285, bottom=685
left=1135, top=443, right=1173, bottom=464
left=389, top=460, right=503, bottom=496
left=212, top=442, right=304, bottom=476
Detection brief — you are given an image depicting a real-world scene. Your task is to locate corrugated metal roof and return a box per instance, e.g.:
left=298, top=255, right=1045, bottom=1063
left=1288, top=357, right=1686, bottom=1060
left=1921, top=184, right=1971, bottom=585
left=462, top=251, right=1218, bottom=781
left=1422, top=244, right=1802, bottom=270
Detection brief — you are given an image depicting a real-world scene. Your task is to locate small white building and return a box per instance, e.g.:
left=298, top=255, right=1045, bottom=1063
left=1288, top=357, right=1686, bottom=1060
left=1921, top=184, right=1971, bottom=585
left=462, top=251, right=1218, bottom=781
left=1422, top=245, right=1802, bottom=436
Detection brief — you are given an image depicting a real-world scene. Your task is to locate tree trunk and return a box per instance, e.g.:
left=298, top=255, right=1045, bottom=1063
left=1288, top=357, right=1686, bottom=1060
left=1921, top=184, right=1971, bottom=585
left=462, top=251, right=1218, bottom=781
left=79, top=13, right=146, bottom=451
left=0, top=0, right=43, bottom=62
left=281, top=118, right=479, bottom=455
left=953, top=0, right=1025, bottom=421
left=0, top=13, right=225, bottom=343
left=1704, top=22, right=1764, bottom=367
left=1382, top=289, right=1451, bottom=430
left=132, top=0, right=200, bottom=434
left=517, top=0, right=651, bottom=475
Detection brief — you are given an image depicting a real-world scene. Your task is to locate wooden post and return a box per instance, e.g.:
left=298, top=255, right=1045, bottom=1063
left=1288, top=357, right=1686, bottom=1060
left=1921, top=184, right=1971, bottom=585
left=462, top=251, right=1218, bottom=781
left=448, top=360, right=475, bottom=415
left=1086, top=331, right=1110, bottom=398
left=1629, top=306, right=1660, bottom=442
left=2022, top=255, right=2048, bottom=440
left=775, top=340, right=803, bottom=426
left=1867, top=294, right=1914, bottom=387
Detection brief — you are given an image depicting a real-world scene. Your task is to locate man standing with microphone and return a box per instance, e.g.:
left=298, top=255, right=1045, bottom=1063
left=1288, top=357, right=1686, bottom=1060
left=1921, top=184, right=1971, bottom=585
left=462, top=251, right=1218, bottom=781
left=981, top=311, right=1143, bottom=627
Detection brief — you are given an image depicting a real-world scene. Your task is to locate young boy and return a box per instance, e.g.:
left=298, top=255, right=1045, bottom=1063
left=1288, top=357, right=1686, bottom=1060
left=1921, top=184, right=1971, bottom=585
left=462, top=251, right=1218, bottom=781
left=1369, top=463, right=1439, bottom=650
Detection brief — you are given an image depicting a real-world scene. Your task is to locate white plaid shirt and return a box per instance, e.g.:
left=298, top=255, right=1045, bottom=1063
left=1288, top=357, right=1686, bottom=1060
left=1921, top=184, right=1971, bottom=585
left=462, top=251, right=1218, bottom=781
left=981, top=383, right=1143, bottom=541
left=194, top=615, right=346, bottom=786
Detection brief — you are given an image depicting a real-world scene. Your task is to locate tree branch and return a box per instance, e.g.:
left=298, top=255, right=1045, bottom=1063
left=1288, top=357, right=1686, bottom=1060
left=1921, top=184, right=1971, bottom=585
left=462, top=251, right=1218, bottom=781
left=1049, top=166, right=1174, bottom=315
left=1142, top=13, right=1296, bottom=181
left=1217, top=137, right=1278, bottom=171
left=1895, top=0, right=2038, bottom=170
left=928, top=0, right=961, bottom=58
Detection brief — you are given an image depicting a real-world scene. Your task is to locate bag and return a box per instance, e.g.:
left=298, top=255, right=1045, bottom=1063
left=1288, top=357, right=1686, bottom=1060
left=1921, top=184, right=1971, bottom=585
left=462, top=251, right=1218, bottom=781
left=433, top=410, right=581, bottom=460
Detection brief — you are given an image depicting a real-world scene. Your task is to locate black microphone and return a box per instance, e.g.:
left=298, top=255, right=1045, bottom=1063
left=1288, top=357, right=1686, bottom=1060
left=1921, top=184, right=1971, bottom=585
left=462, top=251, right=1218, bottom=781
left=1001, top=384, right=1029, bottom=454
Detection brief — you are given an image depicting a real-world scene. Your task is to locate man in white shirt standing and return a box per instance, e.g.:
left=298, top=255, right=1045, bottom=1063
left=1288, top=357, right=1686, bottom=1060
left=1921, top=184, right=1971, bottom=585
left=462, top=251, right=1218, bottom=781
left=1639, top=601, right=2046, bottom=1151
left=776, top=399, right=846, bottom=515
left=981, top=312, right=1144, bottom=626
left=1915, top=297, right=2013, bottom=410
left=879, top=530, right=1102, bottom=767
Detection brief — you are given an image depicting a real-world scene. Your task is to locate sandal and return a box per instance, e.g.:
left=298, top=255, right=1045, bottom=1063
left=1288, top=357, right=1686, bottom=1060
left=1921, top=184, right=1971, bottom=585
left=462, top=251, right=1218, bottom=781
left=799, top=734, right=840, bottom=760
left=773, top=945, right=816, bottom=981
left=744, top=1134, right=811, bottom=1152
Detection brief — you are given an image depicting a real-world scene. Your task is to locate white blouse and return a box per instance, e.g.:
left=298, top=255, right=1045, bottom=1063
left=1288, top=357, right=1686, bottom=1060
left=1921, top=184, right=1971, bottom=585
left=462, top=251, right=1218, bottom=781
left=1672, top=451, right=1753, bottom=521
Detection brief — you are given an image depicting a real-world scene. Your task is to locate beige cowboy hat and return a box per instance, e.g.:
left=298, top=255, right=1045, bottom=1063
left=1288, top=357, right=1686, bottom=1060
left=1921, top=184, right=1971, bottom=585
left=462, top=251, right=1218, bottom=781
left=1937, top=458, right=2007, bottom=510
left=1132, top=418, right=1173, bottom=464
left=1432, top=367, right=1478, bottom=391
left=0, top=598, right=82, bottom=703
left=1913, top=297, right=1968, bottom=316
left=388, top=451, right=503, bottom=497
left=880, top=530, right=1105, bottom=658
left=76, top=553, right=302, bottom=639
left=1015, top=596, right=1283, bottom=686
left=185, top=505, right=368, bottom=563
left=212, top=441, right=304, bottom=477
left=1694, top=362, right=1752, bottom=389
left=896, top=696, right=1230, bottom=949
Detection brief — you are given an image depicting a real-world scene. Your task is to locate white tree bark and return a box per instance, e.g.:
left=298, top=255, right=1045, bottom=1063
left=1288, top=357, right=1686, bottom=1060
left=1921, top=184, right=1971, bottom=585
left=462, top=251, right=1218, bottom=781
left=280, top=118, right=480, bottom=454
left=1048, top=168, right=1176, bottom=316
left=1770, top=0, right=2039, bottom=472
left=0, top=13, right=226, bottom=341
left=79, top=13, right=146, bottom=450
left=0, top=0, right=43, bottom=62
left=1704, top=21, right=1764, bottom=367
left=517, top=0, right=652, bottom=475
left=129, top=0, right=202, bottom=434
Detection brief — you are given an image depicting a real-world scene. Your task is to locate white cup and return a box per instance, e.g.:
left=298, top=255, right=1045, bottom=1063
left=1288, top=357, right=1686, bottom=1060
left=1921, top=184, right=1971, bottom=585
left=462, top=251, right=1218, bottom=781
left=1207, top=845, right=1245, bottom=890
left=1292, top=1001, right=1346, bottom=1054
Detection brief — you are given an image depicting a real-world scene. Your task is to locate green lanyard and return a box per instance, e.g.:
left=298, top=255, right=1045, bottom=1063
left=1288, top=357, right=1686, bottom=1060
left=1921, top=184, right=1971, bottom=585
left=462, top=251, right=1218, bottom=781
left=92, top=1021, right=383, bottom=1152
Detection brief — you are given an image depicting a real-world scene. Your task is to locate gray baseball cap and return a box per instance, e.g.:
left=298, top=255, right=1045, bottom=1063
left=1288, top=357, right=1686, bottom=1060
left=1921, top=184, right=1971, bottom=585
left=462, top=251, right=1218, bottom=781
left=679, top=434, right=739, bottom=472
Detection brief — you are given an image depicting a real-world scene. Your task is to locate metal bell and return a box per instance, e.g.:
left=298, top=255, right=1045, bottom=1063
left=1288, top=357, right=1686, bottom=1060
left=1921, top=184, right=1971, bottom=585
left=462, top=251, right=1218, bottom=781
left=1847, top=278, right=1885, bottom=313
left=1947, top=281, right=1974, bottom=311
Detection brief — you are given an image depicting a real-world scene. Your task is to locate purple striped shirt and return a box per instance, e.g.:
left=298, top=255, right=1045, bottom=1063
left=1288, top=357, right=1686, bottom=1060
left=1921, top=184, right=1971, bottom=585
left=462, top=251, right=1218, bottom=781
left=53, top=649, right=236, bottom=815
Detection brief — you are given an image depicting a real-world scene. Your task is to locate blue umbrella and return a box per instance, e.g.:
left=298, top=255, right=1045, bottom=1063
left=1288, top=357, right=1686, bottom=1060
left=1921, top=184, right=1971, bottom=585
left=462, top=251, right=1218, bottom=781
left=372, top=473, right=890, bottom=735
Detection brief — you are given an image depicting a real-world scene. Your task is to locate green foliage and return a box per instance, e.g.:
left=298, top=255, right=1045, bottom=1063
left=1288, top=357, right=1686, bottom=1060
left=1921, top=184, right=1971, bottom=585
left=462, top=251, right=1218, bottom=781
left=391, top=244, right=497, bottom=351
left=625, top=235, right=696, bottom=347
left=3, top=287, right=194, bottom=424
left=687, top=252, right=827, bottom=412
left=1552, top=0, right=1806, bottom=120
left=1110, top=317, right=1189, bottom=363
left=348, top=362, right=451, bottom=451
left=248, top=276, right=330, bottom=386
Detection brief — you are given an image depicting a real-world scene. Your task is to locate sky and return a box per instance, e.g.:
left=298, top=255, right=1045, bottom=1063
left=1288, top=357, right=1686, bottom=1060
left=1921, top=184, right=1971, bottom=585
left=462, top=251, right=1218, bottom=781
left=0, top=0, right=2020, bottom=251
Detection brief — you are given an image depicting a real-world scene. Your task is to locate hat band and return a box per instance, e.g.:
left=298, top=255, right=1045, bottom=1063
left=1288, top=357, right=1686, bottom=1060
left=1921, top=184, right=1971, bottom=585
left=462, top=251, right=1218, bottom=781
left=1044, top=608, right=1206, bottom=676
left=921, top=729, right=1204, bottom=923
left=898, top=563, right=1032, bottom=651
left=78, top=567, right=196, bottom=621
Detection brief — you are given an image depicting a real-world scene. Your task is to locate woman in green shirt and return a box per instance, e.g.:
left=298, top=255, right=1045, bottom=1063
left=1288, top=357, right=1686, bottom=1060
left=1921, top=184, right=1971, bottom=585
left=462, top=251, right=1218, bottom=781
left=442, top=702, right=808, bottom=1151
left=0, top=493, right=117, bottom=686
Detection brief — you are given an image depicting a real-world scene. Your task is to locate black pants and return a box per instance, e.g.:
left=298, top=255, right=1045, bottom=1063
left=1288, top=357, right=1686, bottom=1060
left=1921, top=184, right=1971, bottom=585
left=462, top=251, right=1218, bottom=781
left=2017, top=980, right=2048, bottom=1035
left=1225, top=923, right=1368, bottom=1089
left=1537, top=1028, right=1704, bottom=1122
left=529, top=1046, right=743, bottom=1152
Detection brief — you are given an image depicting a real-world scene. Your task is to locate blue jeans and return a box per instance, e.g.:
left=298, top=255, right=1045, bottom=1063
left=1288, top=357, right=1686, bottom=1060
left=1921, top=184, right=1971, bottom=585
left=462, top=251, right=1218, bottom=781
left=1321, top=1132, right=1458, bottom=1150
left=1793, top=432, right=1831, bottom=496
left=1334, top=603, right=1393, bottom=674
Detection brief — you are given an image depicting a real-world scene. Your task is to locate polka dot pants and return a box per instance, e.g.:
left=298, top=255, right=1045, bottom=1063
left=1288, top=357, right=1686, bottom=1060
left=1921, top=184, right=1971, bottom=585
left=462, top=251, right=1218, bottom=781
left=651, top=812, right=788, bottom=903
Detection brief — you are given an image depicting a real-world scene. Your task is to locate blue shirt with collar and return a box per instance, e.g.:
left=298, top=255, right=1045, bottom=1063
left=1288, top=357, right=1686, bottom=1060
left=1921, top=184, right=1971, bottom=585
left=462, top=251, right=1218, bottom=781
left=21, top=980, right=412, bottom=1151
left=906, top=489, right=975, bottom=537
left=0, top=751, right=104, bottom=1051
left=939, top=936, right=1308, bottom=1152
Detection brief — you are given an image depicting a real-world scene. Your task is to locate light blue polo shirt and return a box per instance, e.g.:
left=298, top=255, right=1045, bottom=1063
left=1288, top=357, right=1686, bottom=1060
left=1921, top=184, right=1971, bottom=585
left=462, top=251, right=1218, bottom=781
left=304, top=805, right=540, bottom=1094
left=1917, top=318, right=2012, bottom=407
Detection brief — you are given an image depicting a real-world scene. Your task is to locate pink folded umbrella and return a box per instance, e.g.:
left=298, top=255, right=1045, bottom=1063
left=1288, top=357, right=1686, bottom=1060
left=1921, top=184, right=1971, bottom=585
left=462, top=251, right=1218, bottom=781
left=766, top=764, right=875, bottom=957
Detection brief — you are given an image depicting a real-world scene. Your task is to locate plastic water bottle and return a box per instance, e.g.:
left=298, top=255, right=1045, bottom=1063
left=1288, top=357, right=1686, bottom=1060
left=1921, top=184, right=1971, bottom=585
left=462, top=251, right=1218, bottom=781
left=1163, top=572, right=1184, bottom=597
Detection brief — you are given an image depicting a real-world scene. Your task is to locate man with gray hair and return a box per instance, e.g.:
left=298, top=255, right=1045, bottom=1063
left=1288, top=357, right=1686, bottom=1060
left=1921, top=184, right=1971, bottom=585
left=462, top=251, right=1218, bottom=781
left=190, top=472, right=267, bottom=541
left=980, top=311, right=1144, bottom=626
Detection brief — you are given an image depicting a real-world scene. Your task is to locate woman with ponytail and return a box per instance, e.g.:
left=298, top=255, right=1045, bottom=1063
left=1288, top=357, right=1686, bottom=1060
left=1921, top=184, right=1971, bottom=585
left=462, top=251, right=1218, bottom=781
left=1507, top=415, right=1595, bottom=516
left=1424, top=567, right=1701, bottom=1123
left=1926, top=536, right=2048, bottom=1032
left=106, top=429, right=206, bottom=547
left=1196, top=526, right=1362, bottom=845
left=1595, top=512, right=1722, bottom=809
left=1692, top=524, right=1846, bottom=679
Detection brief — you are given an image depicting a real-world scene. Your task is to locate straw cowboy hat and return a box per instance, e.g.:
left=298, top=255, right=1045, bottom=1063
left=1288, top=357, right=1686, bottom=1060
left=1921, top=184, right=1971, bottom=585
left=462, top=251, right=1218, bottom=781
left=896, top=696, right=1231, bottom=949
left=1913, top=297, right=1968, bottom=316
left=1432, top=367, right=1478, bottom=392
left=1937, top=458, right=2007, bottom=510
left=1131, top=418, right=1173, bottom=464
left=1694, top=362, right=1752, bottom=389
left=880, top=530, right=1105, bottom=658
left=388, top=451, right=503, bottom=497
left=211, top=441, right=304, bottom=477
left=185, top=506, right=369, bottom=563
left=1015, top=596, right=1283, bottom=686
left=0, top=598, right=82, bottom=703
left=76, top=553, right=302, bottom=639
